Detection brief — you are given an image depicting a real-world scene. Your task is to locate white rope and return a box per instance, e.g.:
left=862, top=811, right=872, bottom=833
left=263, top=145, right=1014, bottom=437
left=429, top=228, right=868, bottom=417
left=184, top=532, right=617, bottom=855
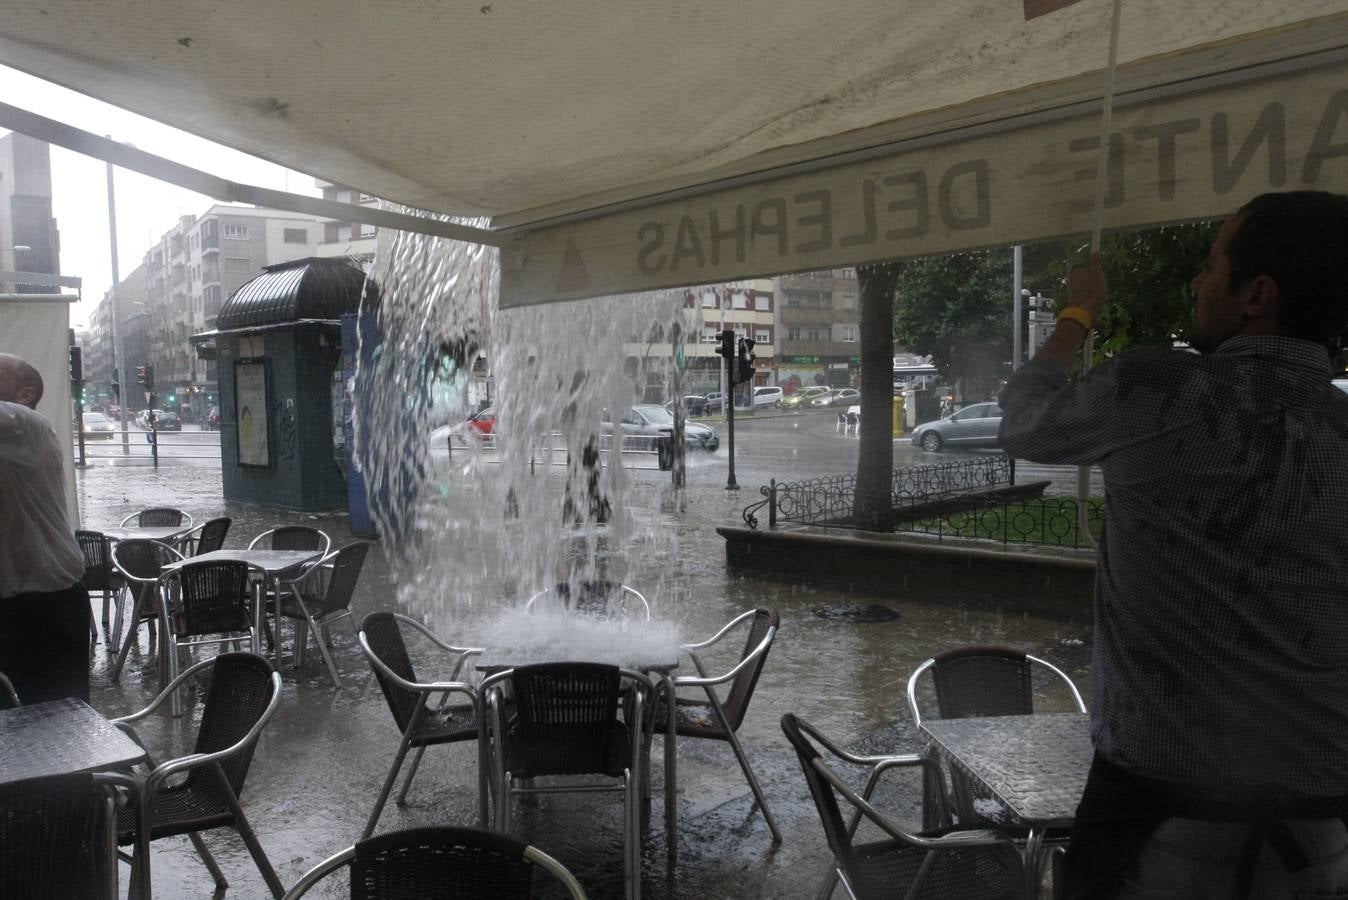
left=1079, top=0, right=1124, bottom=549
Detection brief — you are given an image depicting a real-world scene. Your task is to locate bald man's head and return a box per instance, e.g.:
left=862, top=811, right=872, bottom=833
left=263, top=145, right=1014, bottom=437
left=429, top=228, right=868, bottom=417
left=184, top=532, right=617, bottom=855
left=0, top=353, right=44, bottom=409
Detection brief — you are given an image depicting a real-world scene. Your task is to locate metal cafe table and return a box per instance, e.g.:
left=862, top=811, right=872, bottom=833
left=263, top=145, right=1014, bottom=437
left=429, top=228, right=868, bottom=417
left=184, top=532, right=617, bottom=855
left=163, top=548, right=323, bottom=666
left=476, top=643, right=682, bottom=856
left=0, top=698, right=149, bottom=895
left=101, top=523, right=196, bottom=544
left=920, top=712, right=1093, bottom=898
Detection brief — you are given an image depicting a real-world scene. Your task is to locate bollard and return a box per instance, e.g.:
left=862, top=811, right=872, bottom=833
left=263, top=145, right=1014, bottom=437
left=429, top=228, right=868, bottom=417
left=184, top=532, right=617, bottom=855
left=892, top=394, right=906, bottom=436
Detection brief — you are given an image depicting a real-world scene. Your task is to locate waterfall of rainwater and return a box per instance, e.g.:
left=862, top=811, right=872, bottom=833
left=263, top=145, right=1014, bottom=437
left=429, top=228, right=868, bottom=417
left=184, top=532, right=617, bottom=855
left=353, top=212, right=700, bottom=654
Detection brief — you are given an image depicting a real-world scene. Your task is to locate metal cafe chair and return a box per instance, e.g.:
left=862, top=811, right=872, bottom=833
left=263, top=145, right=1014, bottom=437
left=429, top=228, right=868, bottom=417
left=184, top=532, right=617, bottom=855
left=184, top=516, right=232, bottom=556
left=524, top=579, right=652, bottom=620
left=247, top=525, right=332, bottom=556
left=0, top=772, right=123, bottom=900
left=120, top=507, right=194, bottom=529
left=481, top=662, right=652, bottom=900
left=652, top=606, right=782, bottom=842
left=782, top=713, right=1023, bottom=900
left=158, top=559, right=266, bottom=717
left=111, top=652, right=285, bottom=899
left=358, top=612, right=488, bottom=838
left=906, top=645, right=1086, bottom=825
left=109, top=539, right=183, bottom=684
left=76, top=529, right=122, bottom=632
left=276, top=542, right=369, bottom=687
left=282, top=826, right=589, bottom=899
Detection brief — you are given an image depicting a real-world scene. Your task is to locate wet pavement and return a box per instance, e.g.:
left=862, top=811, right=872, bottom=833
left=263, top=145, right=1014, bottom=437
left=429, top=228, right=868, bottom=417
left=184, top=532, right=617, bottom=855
left=75, top=439, right=1093, bottom=899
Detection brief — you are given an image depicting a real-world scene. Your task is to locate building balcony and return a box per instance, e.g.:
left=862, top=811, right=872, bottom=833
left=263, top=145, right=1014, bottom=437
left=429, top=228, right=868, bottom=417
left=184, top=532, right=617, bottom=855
left=778, top=340, right=859, bottom=359
left=779, top=307, right=857, bottom=325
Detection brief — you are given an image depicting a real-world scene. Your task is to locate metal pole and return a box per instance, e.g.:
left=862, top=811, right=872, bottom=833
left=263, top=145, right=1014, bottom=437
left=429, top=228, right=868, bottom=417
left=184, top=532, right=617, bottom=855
left=671, top=321, right=686, bottom=491
left=105, top=146, right=130, bottom=455
left=725, top=383, right=738, bottom=491
left=1012, top=245, right=1024, bottom=370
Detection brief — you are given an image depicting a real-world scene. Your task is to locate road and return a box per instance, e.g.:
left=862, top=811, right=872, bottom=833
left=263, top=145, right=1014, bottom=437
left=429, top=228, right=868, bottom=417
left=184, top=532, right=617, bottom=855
left=433, top=407, right=1105, bottom=496
left=74, top=422, right=223, bottom=467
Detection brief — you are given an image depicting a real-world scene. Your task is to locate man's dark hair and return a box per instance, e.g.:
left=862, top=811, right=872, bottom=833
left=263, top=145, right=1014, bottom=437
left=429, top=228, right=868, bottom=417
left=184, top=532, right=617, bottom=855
left=1227, top=191, right=1348, bottom=343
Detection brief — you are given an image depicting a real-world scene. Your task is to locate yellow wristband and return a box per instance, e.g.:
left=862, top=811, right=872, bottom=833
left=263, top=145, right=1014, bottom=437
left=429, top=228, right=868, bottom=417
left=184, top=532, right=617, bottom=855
left=1056, top=306, right=1094, bottom=331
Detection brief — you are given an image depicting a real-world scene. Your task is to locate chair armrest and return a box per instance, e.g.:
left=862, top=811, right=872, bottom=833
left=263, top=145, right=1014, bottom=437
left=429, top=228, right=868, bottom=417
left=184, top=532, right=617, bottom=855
left=680, top=608, right=758, bottom=652
left=142, top=672, right=282, bottom=786
left=359, top=631, right=480, bottom=696
left=111, top=654, right=224, bottom=723
left=281, top=846, right=356, bottom=900
left=673, top=625, right=775, bottom=688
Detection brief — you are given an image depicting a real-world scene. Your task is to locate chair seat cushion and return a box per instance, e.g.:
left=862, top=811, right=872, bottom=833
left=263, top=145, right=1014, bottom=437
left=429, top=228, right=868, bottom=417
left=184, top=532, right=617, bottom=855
left=504, top=722, right=632, bottom=779
left=651, top=696, right=729, bottom=740
left=848, top=836, right=1022, bottom=899
left=409, top=704, right=480, bottom=747
left=116, top=783, right=233, bottom=843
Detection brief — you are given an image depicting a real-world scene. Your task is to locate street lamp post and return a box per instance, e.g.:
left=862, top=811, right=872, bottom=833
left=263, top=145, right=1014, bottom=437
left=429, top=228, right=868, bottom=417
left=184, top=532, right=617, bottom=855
left=106, top=144, right=130, bottom=454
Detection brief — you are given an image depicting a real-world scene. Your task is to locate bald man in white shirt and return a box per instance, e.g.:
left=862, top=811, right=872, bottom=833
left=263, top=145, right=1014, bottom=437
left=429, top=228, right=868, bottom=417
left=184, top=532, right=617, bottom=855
left=0, top=353, right=90, bottom=703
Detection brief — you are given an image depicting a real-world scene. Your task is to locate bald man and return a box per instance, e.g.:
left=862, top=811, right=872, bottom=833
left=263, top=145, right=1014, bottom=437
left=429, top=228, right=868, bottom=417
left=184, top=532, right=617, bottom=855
left=0, top=353, right=90, bottom=703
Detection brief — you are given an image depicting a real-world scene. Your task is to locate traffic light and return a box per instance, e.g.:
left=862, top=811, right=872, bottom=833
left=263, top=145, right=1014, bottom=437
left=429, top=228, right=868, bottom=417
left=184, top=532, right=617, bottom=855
left=717, top=329, right=735, bottom=365
left=68, top=345, right=82, bottom=383
left=735, top=338, right=756, bottom=385
left=136, top=365, right=154, bottom=389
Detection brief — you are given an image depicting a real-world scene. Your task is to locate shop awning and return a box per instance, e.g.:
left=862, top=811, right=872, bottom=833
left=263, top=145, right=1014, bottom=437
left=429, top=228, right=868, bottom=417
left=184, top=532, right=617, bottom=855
left=2, top=1, right=1347, bottom=305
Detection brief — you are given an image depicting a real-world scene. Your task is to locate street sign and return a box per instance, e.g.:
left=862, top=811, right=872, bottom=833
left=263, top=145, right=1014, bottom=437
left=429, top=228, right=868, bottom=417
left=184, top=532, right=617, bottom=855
left=146, top=431, right=156, bottom=445
left=144, top=390, right=152, bottom=404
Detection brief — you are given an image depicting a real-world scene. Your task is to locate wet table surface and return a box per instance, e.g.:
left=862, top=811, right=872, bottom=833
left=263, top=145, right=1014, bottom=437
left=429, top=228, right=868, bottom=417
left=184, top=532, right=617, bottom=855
left=164, top=548, right=320, bottom=574
left=920, top=712, right=1093, bottom=829
left=0, top=698, right=147, bottom=786
left=100, top=524, right=194, bottom=543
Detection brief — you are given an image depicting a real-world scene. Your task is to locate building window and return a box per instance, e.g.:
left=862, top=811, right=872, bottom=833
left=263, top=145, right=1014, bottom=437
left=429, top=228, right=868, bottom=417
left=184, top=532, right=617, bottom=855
left=731, top=291, right=749, bottom=310
left=359, top=223, right=376, bottom=238
left=841, top=325, right=858, bottom=343
left=786, top=294, right=801, bottom=308
left=754, top=328, right=771, bottom=344
left=788, top=327, right=801, bottom=341
left=337, top=225, right=352, bottom=242
left=754, top=293, right=772, bottom=311
left=702, top=328, right=720, bottom=343
left=283, top=227, right=308, bottom=244
left=807, top=328, right=823, bottom=342
left=200, top=220, right=218, bottom=250
left=701, top=290, right=717, bottom=309
left=840, top=293, right=858, bottom=310
left=223, top=224, right=249, bottom=240
left=359, top=193, right=376, bottom=203
left=224, top=256, right=251, bottom=275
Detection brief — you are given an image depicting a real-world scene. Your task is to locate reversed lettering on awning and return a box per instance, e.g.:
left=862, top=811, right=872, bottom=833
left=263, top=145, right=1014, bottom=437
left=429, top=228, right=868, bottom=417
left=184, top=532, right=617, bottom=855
left=501, top=61, right=1348, bottom=307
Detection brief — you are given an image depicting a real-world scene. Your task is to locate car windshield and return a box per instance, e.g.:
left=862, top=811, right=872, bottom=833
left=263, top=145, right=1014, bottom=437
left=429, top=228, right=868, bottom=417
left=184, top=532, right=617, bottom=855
left=82, top=413, right=109, bottom=425
left=635, top=405, right=674, bottom=425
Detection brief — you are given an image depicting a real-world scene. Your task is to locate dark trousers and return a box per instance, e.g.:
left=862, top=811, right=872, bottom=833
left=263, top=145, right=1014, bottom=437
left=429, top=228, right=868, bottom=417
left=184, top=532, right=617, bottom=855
left=0, top=582, right=91, bottom=704
left=1065, top=753, right=1348, bottom=899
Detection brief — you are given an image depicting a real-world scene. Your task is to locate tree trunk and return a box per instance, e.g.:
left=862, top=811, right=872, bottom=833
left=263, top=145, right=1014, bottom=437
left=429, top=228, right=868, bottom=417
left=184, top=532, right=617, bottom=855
left=854, top=262, right=902, bottom=530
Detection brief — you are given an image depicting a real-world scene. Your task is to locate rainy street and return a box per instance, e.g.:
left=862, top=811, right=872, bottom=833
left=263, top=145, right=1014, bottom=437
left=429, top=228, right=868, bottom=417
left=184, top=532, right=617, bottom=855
left=77, top=427, right=1094, bottom=899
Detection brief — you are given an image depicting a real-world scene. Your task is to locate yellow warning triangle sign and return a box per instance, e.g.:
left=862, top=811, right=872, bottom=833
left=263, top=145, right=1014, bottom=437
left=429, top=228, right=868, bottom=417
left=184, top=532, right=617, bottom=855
left=555, top=238, right=592, bottom=293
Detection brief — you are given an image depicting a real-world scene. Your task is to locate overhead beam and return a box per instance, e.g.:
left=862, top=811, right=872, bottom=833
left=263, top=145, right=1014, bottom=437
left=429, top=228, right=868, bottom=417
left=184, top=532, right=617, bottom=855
left=0, top=102, right=508, bottom=248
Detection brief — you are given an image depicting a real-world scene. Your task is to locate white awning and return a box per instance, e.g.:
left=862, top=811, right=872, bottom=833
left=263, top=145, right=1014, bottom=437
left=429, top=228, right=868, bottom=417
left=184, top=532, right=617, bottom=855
left=2, top=1, right=1346, bottom=303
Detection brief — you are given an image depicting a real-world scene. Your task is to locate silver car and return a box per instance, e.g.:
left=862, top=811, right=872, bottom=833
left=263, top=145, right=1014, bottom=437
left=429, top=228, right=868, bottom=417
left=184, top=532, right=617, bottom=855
left=910, top=401, right=1003, bottom=452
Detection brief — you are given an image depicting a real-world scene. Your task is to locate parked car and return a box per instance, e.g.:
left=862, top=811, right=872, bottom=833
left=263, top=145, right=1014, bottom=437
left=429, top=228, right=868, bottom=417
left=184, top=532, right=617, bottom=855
left=781, top=386, right=831, bottom=409
left=466, top=406, right=497, bottom=436
left=812, top=388, right=859, bottom=408
left=752, top=386, right=784, bottom=408
left=153, top=410, right=182, bottom=431
left=603, top=404, right=719, bottom=451
left=910, top=401, right=1003, bottom=452
left=78, top=411, right=115, bottom=439
left=703, top=392, right=724, bottom=414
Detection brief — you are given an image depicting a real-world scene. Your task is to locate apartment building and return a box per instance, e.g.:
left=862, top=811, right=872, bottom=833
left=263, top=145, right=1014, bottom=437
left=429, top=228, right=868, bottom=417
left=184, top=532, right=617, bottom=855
left=314, top=181, right=378, bottom=261
left=773, top=269, right=860, bottom=390
left=0, top=132, right=60, bottom=294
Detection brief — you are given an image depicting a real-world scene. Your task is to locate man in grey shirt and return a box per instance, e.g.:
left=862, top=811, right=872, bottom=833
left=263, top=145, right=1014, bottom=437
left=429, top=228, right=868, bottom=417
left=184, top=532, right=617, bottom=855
left=0, top=353, right=90, bottom=703
left=1000, top=192, right=1348, bottom=898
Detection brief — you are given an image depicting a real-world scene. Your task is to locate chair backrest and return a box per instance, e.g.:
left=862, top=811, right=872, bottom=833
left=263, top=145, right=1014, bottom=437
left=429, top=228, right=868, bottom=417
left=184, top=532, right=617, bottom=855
left=0, top=773, right=113, bottom=898
left=780, top=713, right=871, bottom=892
left=166, top=560, right=255, bottom=637
left=251, top=525, right=329, bottom=553
left=284, top=826, right=588, bottom=899
left=112, top=539, right=183, bottom=609
left=134, top=507, right=189, bottom=527
left=188, top=652, right=278, bottom=797
left=362, top=612, right=424, bottom=733
left=194, top=517, right=232, bottom=555
left=312, top=542, right=369, bottom=617
left=507, top=663, right=624, bottom=778
left=930, top=645, right=1033, bottom=720
left=720, top=607, right=779, bottom=732
left=75, top=530, right=115, bottom=591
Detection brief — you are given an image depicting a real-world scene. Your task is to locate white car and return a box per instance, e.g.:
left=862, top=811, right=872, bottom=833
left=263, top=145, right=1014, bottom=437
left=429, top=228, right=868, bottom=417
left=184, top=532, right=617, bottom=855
left=752, top=386, right=784, bottom=408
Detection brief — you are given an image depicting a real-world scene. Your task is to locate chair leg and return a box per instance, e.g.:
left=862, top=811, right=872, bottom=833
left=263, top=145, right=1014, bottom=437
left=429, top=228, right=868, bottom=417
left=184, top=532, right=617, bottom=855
left=396, top=745, right=428, bottom=804
left=363, top=738, right=413, bottom=839
left=719, top=726, right=782, bottom=843
left=102, top=588, right=112, bottom=626
left=110, top=587, right=127, bottom=652
left=625, top=768, right=641, bottom=900
left=304, top=609, right=342, bottom=688
left=167, top=635, right=183, bottom=718
left=229, top=806, right=285, bottom=899
left=187, top=831, right=228, bottom=891
left=109, top=598, right=147, bottom=682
